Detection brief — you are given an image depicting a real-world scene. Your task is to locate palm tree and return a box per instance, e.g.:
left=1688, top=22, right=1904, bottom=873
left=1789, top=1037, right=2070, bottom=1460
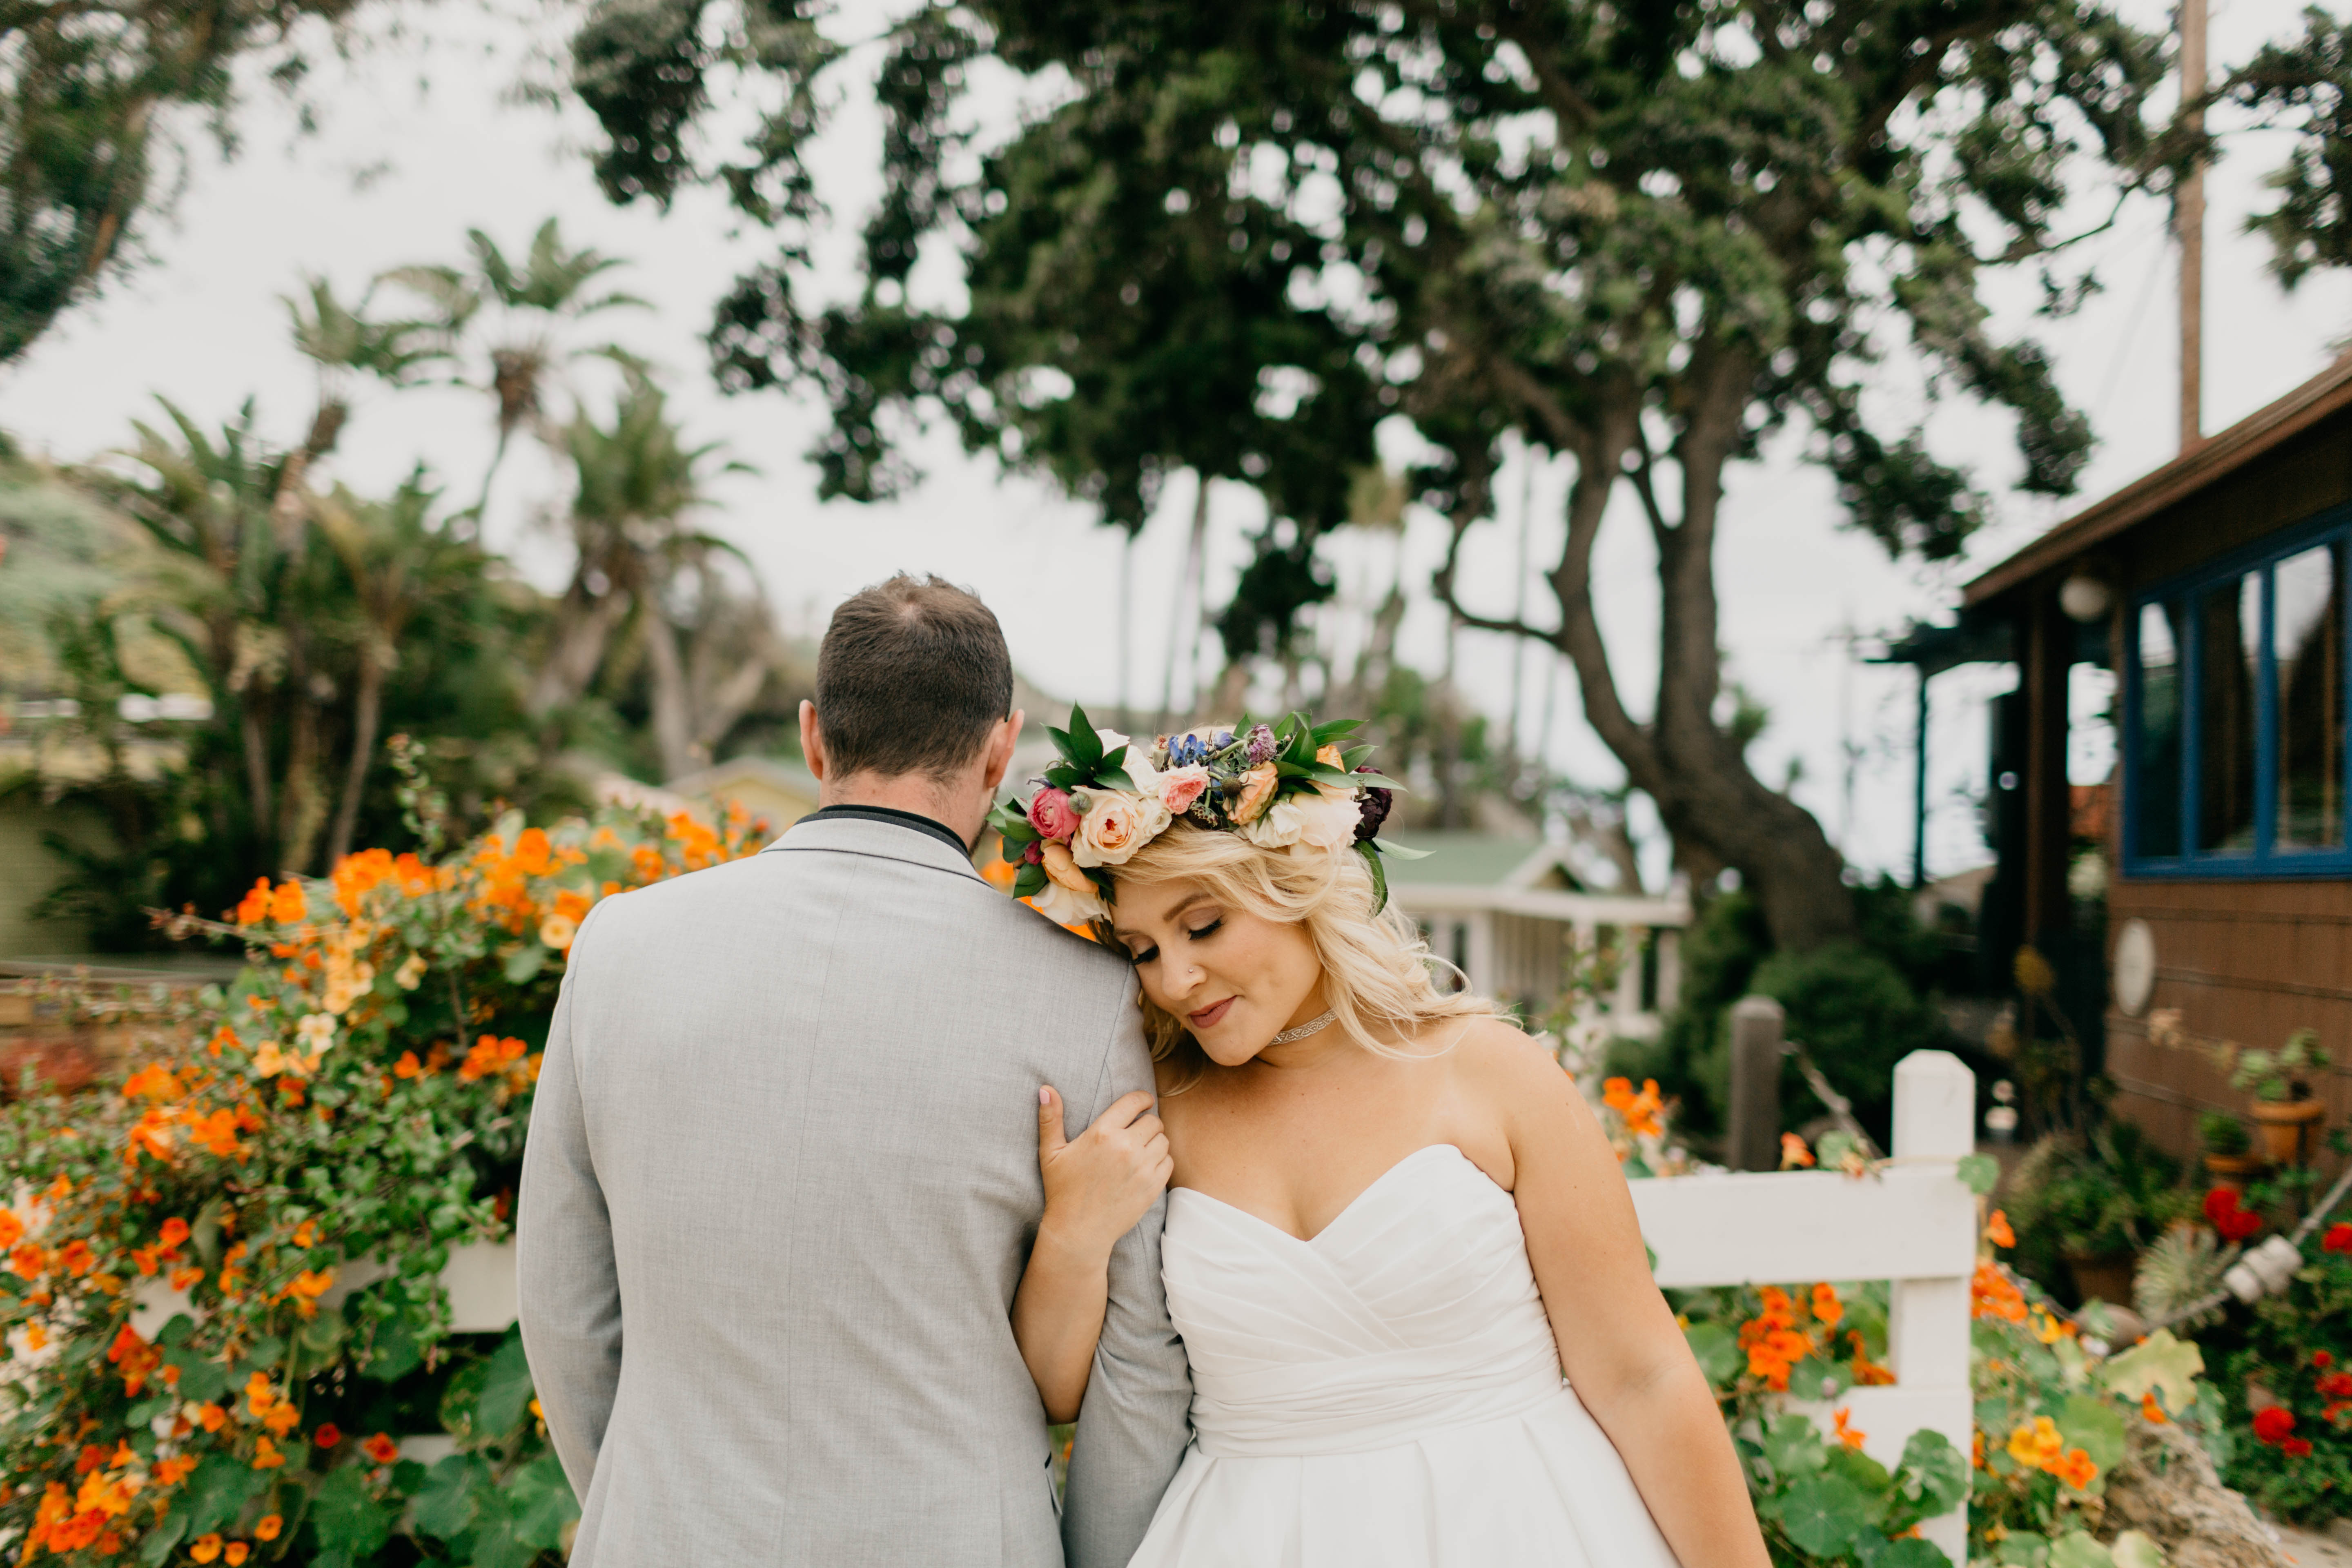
left=533, top=371, right=758, bottom=779
left=307, top=474, right=483, bottom=866
left=383, top=218, right=647, bottom=522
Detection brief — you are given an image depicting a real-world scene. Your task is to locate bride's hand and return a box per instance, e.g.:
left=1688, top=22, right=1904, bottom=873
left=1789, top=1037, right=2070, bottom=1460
left=1036, top=1087, right=1172, bottom=1262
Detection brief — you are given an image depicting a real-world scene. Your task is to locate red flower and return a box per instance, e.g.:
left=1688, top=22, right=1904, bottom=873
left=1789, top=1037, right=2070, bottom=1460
left=2253, top=1406, right=2298, bottom=1446
left=2201, top=1187, right=2263, bottom=1243
left=361, top=1432, right=400, bottom=1465
left=2284, top=1438, right=2314, bottom=1458
left=2325, top=1222, right=2352, bottom=1255
left=2319, top=1351, right=2336, bottom=1369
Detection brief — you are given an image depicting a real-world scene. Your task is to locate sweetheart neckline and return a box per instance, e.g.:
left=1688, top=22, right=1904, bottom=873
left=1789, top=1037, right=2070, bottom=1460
left=1169, top=1143, right=1500, bottom=1246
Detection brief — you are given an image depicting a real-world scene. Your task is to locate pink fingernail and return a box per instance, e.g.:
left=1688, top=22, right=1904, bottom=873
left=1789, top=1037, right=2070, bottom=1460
left=1039, top=1087, right=1051, bottom=1105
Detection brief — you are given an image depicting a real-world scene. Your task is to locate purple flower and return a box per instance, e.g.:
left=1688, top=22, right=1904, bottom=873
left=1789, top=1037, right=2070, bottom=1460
left=1243, top=723, right=1278, bottom=764
left=1353, top=768, right=1394, bottom=842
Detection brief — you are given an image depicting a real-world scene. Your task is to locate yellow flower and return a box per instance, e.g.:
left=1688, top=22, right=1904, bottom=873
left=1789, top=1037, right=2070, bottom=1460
left=394, top=952, right=428, bottom=990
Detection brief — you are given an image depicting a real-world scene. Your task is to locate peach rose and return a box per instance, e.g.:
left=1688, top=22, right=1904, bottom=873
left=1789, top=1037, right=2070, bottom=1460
left=1231, top=763, right=1280, bottom=824
left=1315, top=744, right=1345, bottom=768
left=1040, top=840, right=1093, bottom=894
left=1160, top=765, right=1211, bottom=815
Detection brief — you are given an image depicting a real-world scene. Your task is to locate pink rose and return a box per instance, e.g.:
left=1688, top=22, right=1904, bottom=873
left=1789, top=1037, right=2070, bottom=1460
left=1232, top=763, right=1280, bottom=824
left=1029, top=787, right=1078, bottom=843
left=1160, top=765, right=1211, bottom=815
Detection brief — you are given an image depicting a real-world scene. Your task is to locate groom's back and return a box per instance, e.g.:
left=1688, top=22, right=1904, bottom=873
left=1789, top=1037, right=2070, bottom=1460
left=523, top=819, right=1145, bottom=1565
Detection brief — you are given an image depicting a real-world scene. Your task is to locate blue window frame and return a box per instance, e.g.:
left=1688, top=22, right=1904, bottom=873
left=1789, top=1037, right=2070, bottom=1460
left=2124, top=504, right=2352, bottom=876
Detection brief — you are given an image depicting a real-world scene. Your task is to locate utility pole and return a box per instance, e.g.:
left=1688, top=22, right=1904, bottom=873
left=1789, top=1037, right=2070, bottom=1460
left=2176, top=0, right=2207, bottom=452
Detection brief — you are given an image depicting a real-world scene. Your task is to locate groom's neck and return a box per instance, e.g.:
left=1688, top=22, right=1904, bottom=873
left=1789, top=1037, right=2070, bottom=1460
left=819, top=771, right=983, bottom=848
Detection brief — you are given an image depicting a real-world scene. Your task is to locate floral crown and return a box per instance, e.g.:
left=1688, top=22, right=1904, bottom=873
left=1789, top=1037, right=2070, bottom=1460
left=988, top=706, right=1421, bottom=927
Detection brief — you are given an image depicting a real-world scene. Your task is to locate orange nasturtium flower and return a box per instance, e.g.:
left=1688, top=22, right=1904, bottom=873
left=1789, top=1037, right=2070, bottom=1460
left=361, top=1432, right=401, bottom=1464
left=249, top=1437, right=286, bottom=1472
left=1985, top=1208, right=2016, bottom=1248
left=225, top=1543, right=251, bottom=1566
left=1833, top=1408, right=1867, bottom=1450
left=2142, top=1392, right=2168, bottom=1424
left=2054, top=1447, right=2098, bottom=1489
left=191, top=1534, right=224, bottom=1564
left=1779, top=1132, right=1816, bottom=1169
left=1970, top=1260, right=2029, bottom=1323
left=1601, top=1077, right=1665, bottom=1140
left=1810, top=1283, right=1844, bottom=1327
left=195, top=1404, right=227, bottom=1433
left=0, top=1209, right=21, bottom=1251
left=255, top=1515, right=283, bottom=1541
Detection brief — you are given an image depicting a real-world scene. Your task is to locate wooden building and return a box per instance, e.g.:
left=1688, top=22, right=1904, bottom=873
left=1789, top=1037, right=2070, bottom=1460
left=1955, top=354, right=2352, bottom=1155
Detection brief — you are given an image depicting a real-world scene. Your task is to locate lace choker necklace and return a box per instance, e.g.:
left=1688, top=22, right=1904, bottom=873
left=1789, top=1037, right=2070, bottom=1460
left=1270, top=1009, right=1338, bottom=1045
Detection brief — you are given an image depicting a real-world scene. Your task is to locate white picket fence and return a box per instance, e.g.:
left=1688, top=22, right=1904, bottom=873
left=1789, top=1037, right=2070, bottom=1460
left=1628, top=1048, right=1978, bottom=1563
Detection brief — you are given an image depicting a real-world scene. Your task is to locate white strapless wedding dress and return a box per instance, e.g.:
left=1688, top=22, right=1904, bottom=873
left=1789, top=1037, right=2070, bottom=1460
left=1127, top=1144, right=1684, bottom=1568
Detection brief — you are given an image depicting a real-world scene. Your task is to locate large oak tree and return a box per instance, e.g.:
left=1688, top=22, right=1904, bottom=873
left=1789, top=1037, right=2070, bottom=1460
left=567, top=0, right=2351, bottom=949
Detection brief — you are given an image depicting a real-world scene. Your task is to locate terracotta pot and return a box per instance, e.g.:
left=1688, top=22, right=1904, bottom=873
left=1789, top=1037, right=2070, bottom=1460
left=2203, top=1152, right=2269, bottom=1192
left=2065, top=1250, right=2139, bottom=1308
left=2249, top=1097, right=2328, bottom=1166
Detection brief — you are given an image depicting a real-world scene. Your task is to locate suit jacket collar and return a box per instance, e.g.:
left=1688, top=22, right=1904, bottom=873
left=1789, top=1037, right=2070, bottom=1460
left=767, top=812, right=987, bottom=883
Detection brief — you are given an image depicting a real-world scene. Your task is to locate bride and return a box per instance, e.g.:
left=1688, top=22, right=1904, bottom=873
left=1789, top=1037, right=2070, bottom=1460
left=992, top=713, right=1772, bottom=1568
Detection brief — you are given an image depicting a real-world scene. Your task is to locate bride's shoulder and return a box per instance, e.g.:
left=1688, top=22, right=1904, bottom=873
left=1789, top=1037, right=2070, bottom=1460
left=1435, top=1015, right=1576, bottom=1102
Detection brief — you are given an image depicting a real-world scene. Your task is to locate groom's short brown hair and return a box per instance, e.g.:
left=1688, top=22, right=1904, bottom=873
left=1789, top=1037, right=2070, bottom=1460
left=814, top=574, right=1013, bottom=781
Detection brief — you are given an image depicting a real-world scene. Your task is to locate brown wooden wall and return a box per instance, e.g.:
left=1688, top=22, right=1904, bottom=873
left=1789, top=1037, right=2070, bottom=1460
left=2086, top=405, right=2352, bottom=1164
left=2103, top=877, right=2352, bottom=1161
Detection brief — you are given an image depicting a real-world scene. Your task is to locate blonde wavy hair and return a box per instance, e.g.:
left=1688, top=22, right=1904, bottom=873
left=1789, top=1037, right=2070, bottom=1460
left=1105, top=822, right=1494, bottom=1089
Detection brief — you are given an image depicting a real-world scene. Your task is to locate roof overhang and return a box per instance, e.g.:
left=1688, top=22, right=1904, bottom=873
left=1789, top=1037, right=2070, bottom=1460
left=1962, top=352, right=2352, bottom=609
left=1392, top=884, right=1692, bottom=927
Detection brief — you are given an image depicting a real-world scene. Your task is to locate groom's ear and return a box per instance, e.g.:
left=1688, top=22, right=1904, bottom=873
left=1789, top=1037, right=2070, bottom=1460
left=799, top=700, right=830, bottom=783
left=981, top=708, right=1023, bottom=792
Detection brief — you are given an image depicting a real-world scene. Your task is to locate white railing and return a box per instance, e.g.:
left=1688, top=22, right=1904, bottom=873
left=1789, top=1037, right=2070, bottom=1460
left=1627, top=1049, right=1977, bottom=1564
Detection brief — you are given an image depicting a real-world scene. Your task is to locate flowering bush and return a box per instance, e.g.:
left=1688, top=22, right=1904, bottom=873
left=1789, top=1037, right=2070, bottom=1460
left=2208, top=1211, right=2352, bottom=1524
left=1672, top=1276, right=1958, bottom=1565
left=0, top=758, right=766, bottom=1566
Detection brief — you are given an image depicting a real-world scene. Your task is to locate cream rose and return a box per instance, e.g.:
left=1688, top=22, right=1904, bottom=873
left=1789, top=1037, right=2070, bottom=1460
left=1073, top=790, right=1168, bottom=866
left=1033, top=842, right=1107, bottom=924
left=1292, top=786, right=1364, bottom=851
left=1241, top=794, right=1307, bottom=848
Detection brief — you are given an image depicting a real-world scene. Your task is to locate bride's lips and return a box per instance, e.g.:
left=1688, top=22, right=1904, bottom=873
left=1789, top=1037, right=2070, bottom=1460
left=1187, top=997, right=1236, bottom=1030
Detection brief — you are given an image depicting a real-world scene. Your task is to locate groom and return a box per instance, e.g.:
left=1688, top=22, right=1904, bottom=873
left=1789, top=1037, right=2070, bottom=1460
left=519, top=574, right=1192, bottom=1565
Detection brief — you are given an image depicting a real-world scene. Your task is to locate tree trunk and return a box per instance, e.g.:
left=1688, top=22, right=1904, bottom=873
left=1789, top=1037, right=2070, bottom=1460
left=323, top=641, right=389, bottom=870
left=526, top=581, right=633, bottom=717
left=277, top=631, right=329, bottom=876
left=639, top=603, right=696, bottom=782
left=1442, top=366, right=1858, bottom=952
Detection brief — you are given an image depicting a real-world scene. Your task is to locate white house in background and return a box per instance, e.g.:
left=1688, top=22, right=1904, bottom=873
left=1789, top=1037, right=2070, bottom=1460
left=1383, top=834, right=1689, bottom=1034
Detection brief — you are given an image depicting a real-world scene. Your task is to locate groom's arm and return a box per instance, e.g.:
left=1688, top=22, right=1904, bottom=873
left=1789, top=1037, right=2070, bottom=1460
left=517, top=906, right=623, bottom=1503
left=1060, top=980, right=1193, bottom=1568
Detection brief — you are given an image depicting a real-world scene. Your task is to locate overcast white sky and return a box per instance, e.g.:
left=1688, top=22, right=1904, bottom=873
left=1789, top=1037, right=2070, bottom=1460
left=6, top=0, right=2348, bottom=886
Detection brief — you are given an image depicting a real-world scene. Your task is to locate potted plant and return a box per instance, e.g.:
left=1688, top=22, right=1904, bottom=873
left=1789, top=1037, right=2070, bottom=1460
left=2232, top=1029, right=2333, bottom=1165
left=2007, top=1123, right=2191, bottom=1307
left=2199, top=1109, right=2266, bottom=1189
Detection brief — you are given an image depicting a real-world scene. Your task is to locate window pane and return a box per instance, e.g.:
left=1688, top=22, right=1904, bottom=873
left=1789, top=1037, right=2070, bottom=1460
left=2197, top=575, right=2261, bottom=852
left=2134, top=601, right=2184, bottom=857
left=2275, top=543, right=2345, bottom=850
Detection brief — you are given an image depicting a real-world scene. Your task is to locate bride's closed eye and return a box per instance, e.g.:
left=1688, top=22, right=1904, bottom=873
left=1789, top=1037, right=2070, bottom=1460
left=1125, top=916, right=1222, bottom=967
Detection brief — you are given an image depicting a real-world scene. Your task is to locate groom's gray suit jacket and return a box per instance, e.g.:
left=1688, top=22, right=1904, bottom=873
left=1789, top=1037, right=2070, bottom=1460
left=518, top=813, right=1192, bottom=1566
